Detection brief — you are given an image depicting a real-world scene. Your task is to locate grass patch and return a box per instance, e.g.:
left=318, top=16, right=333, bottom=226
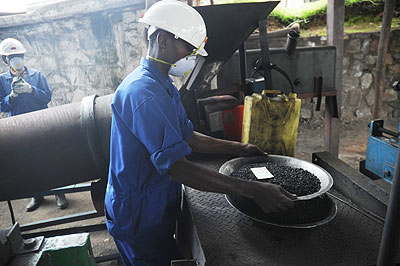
left=209, top=0, right=399, bottom=35
left=211, top=0, right=389, bottom=27
left=344, top=17, right=400, bottom=33
left=270, top=0, right=327, bottom=25
left=345, top=15, right=382, bottom=26
left=345, top=0, right=382, bottom=5
left=297, top=16, right=400, bottom=37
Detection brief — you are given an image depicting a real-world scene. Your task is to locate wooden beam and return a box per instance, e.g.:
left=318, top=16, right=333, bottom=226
left=372, top=0, right=395, bottom=119
left=325, top=0, right=344, bottom=157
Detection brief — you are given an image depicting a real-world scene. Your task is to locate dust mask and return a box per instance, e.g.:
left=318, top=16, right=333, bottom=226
left=9, top=57, right=24, bottom=71
left=169, top=56, right=196, bottom=77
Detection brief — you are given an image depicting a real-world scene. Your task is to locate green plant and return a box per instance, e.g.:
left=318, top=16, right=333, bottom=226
left=270, top=0, right=327, bottom=25
left=345, top=0, right=382, bottom=5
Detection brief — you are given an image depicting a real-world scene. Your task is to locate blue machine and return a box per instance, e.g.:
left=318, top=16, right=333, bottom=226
left=363, top=120, right=400, bottom=184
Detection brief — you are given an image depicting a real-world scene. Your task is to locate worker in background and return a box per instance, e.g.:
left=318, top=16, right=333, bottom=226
left=0, top=38, right=69, bottom=212
left=105, top=1, right=296, bottom=265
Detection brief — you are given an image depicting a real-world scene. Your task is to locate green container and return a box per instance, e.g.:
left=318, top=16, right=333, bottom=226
left=37, top=233, right=96, bottom=266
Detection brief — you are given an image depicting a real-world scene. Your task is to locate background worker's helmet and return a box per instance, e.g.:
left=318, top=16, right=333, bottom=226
left=0, top=38, right=26, bottom=56
left=139, top=0, right=208, bottom=56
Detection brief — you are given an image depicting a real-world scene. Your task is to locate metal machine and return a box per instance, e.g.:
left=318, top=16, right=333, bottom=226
left=359, top=82, right=400, bottom=184
left=361, top=120, right=400, bottom=183
left=181, top=2, right=338, bottom=136
left=0, top=223, right=95, bottom=266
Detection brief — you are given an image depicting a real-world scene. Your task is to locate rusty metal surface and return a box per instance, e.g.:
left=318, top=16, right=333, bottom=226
left=184, top=155, right=400, bottom=266
left=0, top=94, right=113, bottom=201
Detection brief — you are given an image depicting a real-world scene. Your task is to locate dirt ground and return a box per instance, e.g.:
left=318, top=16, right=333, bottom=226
left=0, top=116, right=398, bottom=265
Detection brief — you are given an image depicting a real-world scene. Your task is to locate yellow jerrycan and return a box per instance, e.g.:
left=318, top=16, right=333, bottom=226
left=241, top=90, right=301, bottom=157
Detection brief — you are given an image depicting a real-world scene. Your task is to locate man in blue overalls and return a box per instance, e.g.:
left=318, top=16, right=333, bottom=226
left=105, top=1, right=296, bottom=265
left=0, top=38, right=68, bottom=212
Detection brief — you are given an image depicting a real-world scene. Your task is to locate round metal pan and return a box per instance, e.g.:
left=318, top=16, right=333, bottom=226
left=219, top=155, right=336, bottom=228
left=219, top=155, right=334, bottom=201
left=225, top=193, right=337, bottom=228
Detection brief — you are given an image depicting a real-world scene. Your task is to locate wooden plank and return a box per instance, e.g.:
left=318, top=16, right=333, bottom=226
left=325, top=0, right=344, bottom=157
left=372, top=0, right=395, bottom=119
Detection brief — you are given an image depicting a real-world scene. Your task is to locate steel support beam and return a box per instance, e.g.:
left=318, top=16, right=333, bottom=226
left=20, top=210, right=101, bottom=232
left=258, top=18, right=272, bottom=91
left=22, top=223, right=107, bottom=239
left=238, top=42, right=248, bottom=84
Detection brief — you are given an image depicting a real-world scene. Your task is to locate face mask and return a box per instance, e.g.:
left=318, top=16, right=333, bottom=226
left=168, top=56, right=196, bottom=77
left=9, top=57, right=24, bottom=71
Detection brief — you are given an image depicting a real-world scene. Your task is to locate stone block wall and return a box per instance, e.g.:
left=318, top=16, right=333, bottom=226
left=341, top=31, right=399, bottom=119
left=0, top=0, right=147, bottom=110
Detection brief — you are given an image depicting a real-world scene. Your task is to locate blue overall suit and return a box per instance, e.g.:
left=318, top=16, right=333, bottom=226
left=0, top=67, right=52, bottom=116
left=105, top=58, right=193, bottom=266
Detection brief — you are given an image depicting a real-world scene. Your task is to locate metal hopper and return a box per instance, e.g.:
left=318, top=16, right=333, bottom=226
left=184, top=1, right=279, bottom=127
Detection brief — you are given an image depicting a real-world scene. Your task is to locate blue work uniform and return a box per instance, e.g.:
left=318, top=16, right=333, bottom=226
left=0, top=67, right=52, bottom=116
left=105, top=57, right=193, bottom=266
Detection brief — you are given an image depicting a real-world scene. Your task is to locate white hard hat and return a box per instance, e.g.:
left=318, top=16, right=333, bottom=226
left=0, top=38, right=26, bottom=56
left=139, top=0, right=208, bottom=56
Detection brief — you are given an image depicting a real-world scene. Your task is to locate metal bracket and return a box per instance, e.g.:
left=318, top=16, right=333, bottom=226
left=314, top=76, right=323, bottom=111
left=80, top=95, right=108, bottom=177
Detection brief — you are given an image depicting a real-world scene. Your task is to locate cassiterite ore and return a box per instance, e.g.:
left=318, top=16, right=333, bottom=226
left=231, top=162, right=321, bottom=196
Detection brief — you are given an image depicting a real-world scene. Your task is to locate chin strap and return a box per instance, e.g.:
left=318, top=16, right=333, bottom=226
left=147, top=56, right=176, bottom=67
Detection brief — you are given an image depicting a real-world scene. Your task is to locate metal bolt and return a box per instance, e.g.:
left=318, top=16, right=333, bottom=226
left=23, top=238, right=36, bottom=249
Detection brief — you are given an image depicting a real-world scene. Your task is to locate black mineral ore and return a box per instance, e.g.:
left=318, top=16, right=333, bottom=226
left=231, top=162, right=321, bottom=196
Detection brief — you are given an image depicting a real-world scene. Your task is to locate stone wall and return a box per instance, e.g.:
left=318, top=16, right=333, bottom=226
left=0, top=0, right=398, bottom=121
left=246, top=29, right=400, bottom=120
left=0, top=0, right=147, bottom=109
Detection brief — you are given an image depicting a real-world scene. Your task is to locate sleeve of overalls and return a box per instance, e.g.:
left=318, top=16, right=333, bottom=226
left=29, top=72, right=52, bottom=106
left=176, top=99, right=194, bottom=141
left=130, top=96, right=192, bottom=176
left=0, top=76, right=15, bottom=112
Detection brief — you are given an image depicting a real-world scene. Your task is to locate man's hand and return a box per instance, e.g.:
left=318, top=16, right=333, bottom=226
left=237, top=143, right=267, bottom=157
left=12, top=78, right=32, bottom=94
left=249, top=182, right=296, bottom=213
left=10, top=90, right=18, bottom=99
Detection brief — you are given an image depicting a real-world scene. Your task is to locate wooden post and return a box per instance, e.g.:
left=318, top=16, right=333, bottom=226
left=372, top=0, right=395, bottom=119
left=324, top=0, right=344, bottom=157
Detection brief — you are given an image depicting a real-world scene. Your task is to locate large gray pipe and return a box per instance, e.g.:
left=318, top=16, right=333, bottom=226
left=0, top=94, right=113, bottom=201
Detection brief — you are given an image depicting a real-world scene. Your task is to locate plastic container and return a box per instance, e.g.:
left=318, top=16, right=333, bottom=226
left=241, top=90, right=301, bottom=156
left=222, top=105, right=244, bottom=141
